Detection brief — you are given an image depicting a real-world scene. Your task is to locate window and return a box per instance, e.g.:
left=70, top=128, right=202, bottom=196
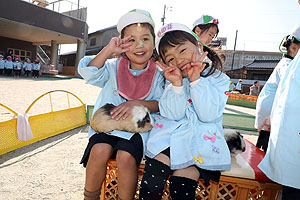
left=7, top=48, right=31, bottom=61
left=90, top=38, right=96, bottom=46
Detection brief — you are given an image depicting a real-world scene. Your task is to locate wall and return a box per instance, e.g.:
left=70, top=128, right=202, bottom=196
left=0, top=36, right=36, bottom=60
left=62, top=66, right=76, bottom=75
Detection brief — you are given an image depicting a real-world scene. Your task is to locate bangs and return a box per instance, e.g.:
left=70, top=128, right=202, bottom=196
left=159, top=31, right=197, bottom=62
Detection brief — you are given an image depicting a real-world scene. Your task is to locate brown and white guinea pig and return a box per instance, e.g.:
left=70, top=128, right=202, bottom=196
left=90, top=103, right=154, bottom=133
left=224, top=130, right=246, bottom=155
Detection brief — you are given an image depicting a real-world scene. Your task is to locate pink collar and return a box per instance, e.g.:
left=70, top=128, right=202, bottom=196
left=117, top=57, right=157, bottom=100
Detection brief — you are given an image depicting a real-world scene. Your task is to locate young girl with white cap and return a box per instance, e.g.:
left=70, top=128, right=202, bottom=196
left=0, top=54, right=5, bottom=75
left=13, top=56, right=22, bottom=77
left=78, top=9, right=164, bottom=200
left=192, top=15, right=219, bottom=48
left=255, top=24, right=300, bottom=153
left=257, top=24, right=300, bottom=199
left=139, top=23, right=230, bottom=200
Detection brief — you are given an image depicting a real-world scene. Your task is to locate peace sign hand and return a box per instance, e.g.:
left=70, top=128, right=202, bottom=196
left=187, top=50, right=208, bottom=82
left=156, top=61, right=183, bottom=86
left=107, top=36, right=133, bottom=55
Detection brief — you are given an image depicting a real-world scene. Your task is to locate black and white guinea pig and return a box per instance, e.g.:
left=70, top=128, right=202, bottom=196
left=90, top=103, right=154, bottom=133
left=224, top=130, right=246, bottom=155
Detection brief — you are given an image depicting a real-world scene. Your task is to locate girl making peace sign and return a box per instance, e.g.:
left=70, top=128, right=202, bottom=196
left=139, top=23, right=231, bottom=200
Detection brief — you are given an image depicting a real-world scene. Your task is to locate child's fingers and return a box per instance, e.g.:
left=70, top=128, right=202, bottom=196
left=121, top=35, right=132, bottom=44
left=191, top=50, right=197, bottom=63
left=111, top=107, right=129, bottom=120
left=198, top=51, right=208, bottom=62
left=156, top=61, right=168, bottom=71
left=120, top=43, right=133, bottom=49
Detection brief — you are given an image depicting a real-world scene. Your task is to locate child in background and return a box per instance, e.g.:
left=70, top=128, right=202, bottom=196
left=5, top=56, right=14, bottom=76
left=229, top=80, right=235, bottom=92
left=13, top=56, right=22, bottom=77
left=0, top=54, right=5, bottom=75
left=235, top=79, right=243, bottom=93
left=78, top=9, right=164, bottom=200
left=192, top=15, right=219, bottom=48
left=32, top=59, right=40, bottom=78
left=139, top=23, right=230, bottom=200
left=257, top=27, right=300, bottom=199
left=255, top=25, right=300, bottom=152
left=23, top=58, right=33, bottom=77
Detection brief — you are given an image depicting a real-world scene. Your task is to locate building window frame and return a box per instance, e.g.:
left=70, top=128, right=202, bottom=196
left=7, top=48, right=31, bottom=61
left=90, top=38, right=96, bottom=46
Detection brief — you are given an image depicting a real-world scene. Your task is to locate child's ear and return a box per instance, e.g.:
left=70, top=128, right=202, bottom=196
left=194, top=26, right=202, bottom=36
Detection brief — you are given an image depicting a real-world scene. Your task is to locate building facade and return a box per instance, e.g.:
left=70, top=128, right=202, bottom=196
left=0, top=0, right=88, bottom=75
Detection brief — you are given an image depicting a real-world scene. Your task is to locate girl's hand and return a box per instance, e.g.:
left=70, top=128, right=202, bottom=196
left=258, top=116, right=271, bottom=132
left=106, top=36, right=133, bottom=55
left=110, top=100, right=141, bottom=121
left=187, top=50, right=208, bottom=82
left=156, top=61, right=183, bottom=86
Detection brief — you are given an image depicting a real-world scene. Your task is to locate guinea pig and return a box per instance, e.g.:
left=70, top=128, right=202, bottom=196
left=224, top=130, right=246, bottom=155
left=90, top=103, right=154, bottom=133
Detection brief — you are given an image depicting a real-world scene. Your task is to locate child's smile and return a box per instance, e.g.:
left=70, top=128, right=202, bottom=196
left=163, top=40, right=201, bottom=77
left=123, top=24, right=154, bottom=70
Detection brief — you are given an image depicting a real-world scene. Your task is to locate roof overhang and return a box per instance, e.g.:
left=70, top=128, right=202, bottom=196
left=0, top=17, right=79, bottom=45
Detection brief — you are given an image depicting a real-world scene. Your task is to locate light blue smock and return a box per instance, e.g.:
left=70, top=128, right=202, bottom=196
left=0, top=59, right=5, bottom=69
left=4, top=61, right=14, bottom=69
left=146, top=70, right=231, bottom=171
left=255, top=56, right=292, bottom=129
left=78, top=56, right=165, bottom=155
left=258, top=51, right=300, bottom=189
left=229, top=82, right=235, bottom=91
left=235, top=82, right=242, bottom=90
left=23, top=63, right=33, bottom=71
left=32, top=63, right=41, bottom=70
left=14, top=62, right=22, bottom=70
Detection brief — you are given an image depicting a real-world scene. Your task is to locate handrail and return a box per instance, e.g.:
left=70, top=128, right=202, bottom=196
left=25, top=90, right=85, bottom=114
left=0, top=103, right=18, bottom=117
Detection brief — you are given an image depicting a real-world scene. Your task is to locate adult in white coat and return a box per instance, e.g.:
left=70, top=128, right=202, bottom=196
left=257, top=25, right=300, bottom=199
left=255, top=25, right=300, bottom=153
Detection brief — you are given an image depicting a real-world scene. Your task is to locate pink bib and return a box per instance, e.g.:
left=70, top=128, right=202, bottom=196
left=117, top=57, right=157, bottom=100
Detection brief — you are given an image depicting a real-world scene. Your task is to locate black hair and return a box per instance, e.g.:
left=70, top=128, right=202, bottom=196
left=120, top=23, right=159, bottom=61
left=158, top=31, right=222, bottom=77
left=282, top=35, right=300, bottom=57
left=192, top=23, right=219, bottom=38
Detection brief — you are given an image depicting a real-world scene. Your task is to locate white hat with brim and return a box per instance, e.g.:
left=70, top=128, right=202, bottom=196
left=155, top=23, right=207, bottom=54
left=279, top=24, right=300, bottom=54
left=117, top=9, right=155, bottom=33
left=192, top=15, right=219, bottom=30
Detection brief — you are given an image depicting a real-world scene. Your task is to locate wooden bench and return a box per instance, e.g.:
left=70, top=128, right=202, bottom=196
left=100, top=140, right=282, bottom=199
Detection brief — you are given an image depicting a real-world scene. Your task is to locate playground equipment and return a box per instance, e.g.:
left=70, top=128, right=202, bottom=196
left=0, top=90, right=86, bottom=155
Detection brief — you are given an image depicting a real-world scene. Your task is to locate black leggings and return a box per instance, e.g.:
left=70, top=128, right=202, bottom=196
left=256, top=130, right=270, bottom=152
left=139, top=148, right=220, bottom=200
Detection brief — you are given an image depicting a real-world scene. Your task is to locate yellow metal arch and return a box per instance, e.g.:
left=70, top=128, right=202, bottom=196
left=25, top=90, right=85, bottom=114
left=0, top=103, right=18, bottom=117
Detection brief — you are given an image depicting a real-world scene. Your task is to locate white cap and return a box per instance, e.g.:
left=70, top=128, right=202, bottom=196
left=117, top=9, right=155, bottom=33
left=155, top=23, right=207, bottom=54
left=279, top=24, right=300, bottom=53
left=291, top=24, right=300, bottom=40
left=192, top=15, right=219, bottom=30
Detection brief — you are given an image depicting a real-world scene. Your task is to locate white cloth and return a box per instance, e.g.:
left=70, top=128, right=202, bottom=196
left=258, top=51, right=300, bottom=189
left=255, top=56, right=291, bottom=129
left=17, top=113, right=33, bottom=141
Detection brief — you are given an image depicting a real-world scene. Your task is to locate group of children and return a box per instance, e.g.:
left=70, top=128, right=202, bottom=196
left=0, top=55, right=41, bottom=78
left=79, top=9, right=228, bottom=200
left=78, top=8, right=300, bottom=200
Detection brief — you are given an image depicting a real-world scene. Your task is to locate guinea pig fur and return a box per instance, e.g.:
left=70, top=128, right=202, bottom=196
left=90, top=103, right=154, bottom=133
left=224, top=130, right=246, bottom=155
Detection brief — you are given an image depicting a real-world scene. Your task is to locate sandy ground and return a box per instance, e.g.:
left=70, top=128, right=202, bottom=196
left=0, top=76, right=259, bottom=200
